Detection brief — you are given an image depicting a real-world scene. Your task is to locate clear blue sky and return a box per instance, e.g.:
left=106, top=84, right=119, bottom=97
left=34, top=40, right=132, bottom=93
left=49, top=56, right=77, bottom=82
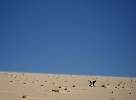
left=0, top=0, right=136, bottom=77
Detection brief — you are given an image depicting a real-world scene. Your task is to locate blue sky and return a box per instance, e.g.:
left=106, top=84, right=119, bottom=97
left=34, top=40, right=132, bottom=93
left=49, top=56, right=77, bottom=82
left=0, top=0, right=136, bottom=77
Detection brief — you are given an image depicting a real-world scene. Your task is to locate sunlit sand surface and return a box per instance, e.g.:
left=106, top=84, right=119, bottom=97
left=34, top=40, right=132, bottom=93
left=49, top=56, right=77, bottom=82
left=0, top=72, right=136, bottom=100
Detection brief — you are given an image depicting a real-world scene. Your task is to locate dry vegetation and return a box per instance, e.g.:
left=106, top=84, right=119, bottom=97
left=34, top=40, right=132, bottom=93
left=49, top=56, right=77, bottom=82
left=0, top=72, right=136, bottom=100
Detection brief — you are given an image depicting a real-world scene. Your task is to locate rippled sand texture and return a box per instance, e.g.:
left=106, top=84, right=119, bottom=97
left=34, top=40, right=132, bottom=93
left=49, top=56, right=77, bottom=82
left=0, top=72, right=136, bottom=100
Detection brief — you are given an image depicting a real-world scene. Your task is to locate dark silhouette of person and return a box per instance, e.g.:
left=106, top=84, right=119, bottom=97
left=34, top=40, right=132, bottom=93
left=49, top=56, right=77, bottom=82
left=89, top=80, right=96, bottom=87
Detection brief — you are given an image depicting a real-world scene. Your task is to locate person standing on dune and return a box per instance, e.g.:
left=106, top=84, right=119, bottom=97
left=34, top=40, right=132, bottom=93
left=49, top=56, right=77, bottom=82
left=88, top=80, right=96, bottom=87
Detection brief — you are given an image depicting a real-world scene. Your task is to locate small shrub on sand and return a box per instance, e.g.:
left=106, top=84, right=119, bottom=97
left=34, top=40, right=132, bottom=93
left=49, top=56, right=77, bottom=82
left=52, top=89, right=59, bottom=93
left=101, top=84, right=106, bottom=88
left=117, top=83, right=121, bottom=86
left=115, top=86, right=117, bottom=88
left=22, top=95, right=26, bottom=98
left=9, top=81, right=13, bottom=83
left=58, top=86, right=61, bottom=88
left=128, top=92, right=131, bottom=95
left=64, top=88, right=67, bottom=90
left=72, top=85, right=76, bottom=87
left=122, top=86, right=125, bottom=88
left=23, top=82, right=26, bottom=84
left=111, top=91, right=113, bottom=94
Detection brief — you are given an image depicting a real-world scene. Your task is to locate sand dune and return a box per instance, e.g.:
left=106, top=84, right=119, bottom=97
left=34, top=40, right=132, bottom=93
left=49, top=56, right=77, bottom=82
left=0, top=72, right=136, bottom=100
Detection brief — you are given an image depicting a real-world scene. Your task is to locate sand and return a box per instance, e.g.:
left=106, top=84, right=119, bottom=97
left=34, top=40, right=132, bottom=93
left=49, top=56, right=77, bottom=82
left=0, top=72, right=136, bottom=100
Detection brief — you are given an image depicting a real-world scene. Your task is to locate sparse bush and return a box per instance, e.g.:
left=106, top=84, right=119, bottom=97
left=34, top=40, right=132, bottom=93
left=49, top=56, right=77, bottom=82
left=58, top=86, right=61, bottom=88
left=111, top=91, right=113, bottom=94
left=22, top=95, right=26, bottom=98
left=117, top=83, right=120, bottom=86
left=101, top=84, right=106, bottom=88
left=9, top=81, right=13, bottom=83
left=115, top=86, right=117, bottom=88
left=128, top=92, right=131, bottom=94
left=72, top=85, right=76, bottom=87
left=52, top=89, right=59, bottom=93
left=64, top=88, right=67, bottom=90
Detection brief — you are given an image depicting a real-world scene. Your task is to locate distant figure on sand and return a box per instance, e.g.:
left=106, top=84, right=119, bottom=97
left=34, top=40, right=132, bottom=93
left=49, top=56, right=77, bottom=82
left=88, top=80, right=96, bottom=87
